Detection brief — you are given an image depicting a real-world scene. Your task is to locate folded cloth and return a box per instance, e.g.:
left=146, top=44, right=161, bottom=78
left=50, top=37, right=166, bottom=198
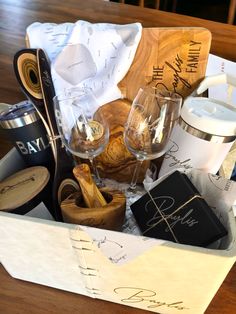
left=27, top=20, right=142, bottom=112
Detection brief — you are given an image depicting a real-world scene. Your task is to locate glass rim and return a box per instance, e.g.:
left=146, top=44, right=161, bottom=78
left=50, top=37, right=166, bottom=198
left=53, top=86, right=93, bottom=103
left=139, top=86, right=182, bottom=101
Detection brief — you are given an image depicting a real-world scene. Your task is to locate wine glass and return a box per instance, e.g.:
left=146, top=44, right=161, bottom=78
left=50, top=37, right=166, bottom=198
left=53, top=87, right=109, bottom=186
left=124, top=86, right=182, bottom=192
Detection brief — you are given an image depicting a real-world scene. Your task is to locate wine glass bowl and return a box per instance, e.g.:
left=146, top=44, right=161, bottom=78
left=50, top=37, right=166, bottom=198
left=69, top=110, right=109, bottom=160
left=53, top=87, right=109, bottom=185
left=124, top=86, right=182, bottom=191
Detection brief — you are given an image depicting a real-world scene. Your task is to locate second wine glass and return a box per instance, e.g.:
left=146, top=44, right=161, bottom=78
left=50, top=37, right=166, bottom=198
left=124, top=86, right=182, bottom=192
left=53, top=87, right=109, bottom=186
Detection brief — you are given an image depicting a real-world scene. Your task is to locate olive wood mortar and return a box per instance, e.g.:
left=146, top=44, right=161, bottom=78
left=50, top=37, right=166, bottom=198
left=60, top=188, right=126, bottom=231
left=60, top=164, right=126, bottom=231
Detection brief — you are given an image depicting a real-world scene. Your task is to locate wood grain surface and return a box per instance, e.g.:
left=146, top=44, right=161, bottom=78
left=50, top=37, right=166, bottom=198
left=95, top=99, right=150, bottom=182
left=73, top=164, right=107, bottom=208
left=119, top=27, right=211, bottom=100
left=0, top=0, right=236, bottom=108
left=61, top=187, right=126, bottom=230
left=0, top=166, right=49, bottom=211
left=0, top=1, right=236, bottom=313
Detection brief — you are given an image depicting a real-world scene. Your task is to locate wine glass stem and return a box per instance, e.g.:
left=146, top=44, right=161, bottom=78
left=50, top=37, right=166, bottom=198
left=129, top=159, right=143, bottom=191
left=88, top=157, right=103, bottom=187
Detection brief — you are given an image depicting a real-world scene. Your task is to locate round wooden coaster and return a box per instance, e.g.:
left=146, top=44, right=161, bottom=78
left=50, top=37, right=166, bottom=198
left=0, top=166, right=50, bottom=212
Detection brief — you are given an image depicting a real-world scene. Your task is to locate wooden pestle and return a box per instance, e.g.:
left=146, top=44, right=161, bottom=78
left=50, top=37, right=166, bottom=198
left=73, top=164, right=107, bottom=208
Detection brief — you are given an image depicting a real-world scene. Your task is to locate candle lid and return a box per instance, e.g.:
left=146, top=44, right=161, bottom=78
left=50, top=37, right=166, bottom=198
left=0, top=166, right=50, bottom=212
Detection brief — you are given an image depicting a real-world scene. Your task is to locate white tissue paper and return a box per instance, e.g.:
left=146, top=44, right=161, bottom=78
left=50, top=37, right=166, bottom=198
left=27, top=20, right=142, bottom=110
left=206, top=54, right=236, bottom=106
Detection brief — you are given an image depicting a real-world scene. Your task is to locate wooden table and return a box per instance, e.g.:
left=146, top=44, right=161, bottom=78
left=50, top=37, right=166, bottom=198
left=0, top=1, right=236, bottom=313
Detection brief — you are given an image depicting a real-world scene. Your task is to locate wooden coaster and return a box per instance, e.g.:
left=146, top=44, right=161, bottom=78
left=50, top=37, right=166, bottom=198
left=0, top=167, right=50, bottom=212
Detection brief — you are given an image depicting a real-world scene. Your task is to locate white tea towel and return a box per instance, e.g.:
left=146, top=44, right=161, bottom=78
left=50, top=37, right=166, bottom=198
left=27, top=20, right=142, bottom=111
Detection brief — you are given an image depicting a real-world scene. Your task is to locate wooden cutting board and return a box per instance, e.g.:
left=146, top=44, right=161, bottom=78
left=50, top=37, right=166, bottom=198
left=26, top=26, right=211, bottom=101
left=119, top=27, right=212, bottom=100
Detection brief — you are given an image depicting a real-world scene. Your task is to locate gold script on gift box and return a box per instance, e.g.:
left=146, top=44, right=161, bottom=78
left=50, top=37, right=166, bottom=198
left=114, top=287, right=189, bottom=310
left=143, top=191, right=202, bottom=242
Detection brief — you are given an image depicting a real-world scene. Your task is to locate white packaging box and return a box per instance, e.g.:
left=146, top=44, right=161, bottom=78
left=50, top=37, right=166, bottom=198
left=0, top=148, right=236, bottom=314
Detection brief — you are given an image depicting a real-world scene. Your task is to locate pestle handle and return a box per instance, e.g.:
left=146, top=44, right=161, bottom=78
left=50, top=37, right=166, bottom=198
left=73, top=164, right=107, bottom=208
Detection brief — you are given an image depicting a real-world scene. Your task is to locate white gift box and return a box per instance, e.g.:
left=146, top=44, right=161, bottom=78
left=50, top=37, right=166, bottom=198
left=0, top=148, right=236, bottom=314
